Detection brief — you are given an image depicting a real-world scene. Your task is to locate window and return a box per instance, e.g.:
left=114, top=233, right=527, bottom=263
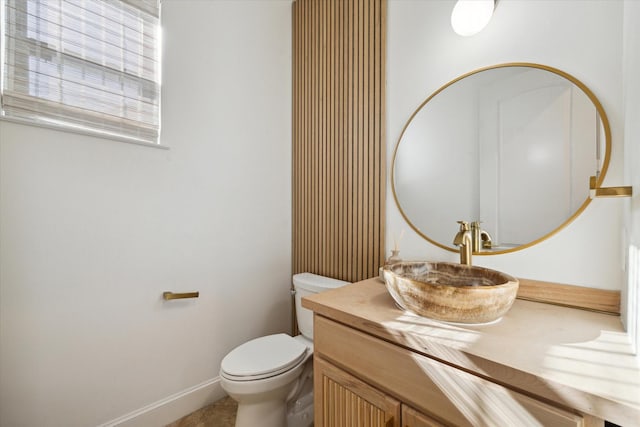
left=1, top=0, right=161, bottom=145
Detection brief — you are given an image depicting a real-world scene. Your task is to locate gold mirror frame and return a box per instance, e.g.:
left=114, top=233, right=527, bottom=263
left=391, top=63, right=611, bottom=255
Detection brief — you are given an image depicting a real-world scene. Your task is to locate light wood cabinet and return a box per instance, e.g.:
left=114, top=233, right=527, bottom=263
left=313, top=314, right=596, bottom=427
left=304, top=278, right=638, bottom=426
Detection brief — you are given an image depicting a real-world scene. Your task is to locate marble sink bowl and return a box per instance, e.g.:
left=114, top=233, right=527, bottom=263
left=381, top=261, right=519, bottom=324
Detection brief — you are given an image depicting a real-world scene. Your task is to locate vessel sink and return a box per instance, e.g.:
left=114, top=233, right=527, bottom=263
left=381, top=261, right=519, bottom=324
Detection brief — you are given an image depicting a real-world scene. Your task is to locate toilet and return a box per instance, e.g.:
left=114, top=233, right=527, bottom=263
left=219, top=272, right=349, bottom=427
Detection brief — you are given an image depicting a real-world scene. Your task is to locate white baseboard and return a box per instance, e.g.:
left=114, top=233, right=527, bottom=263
left=98, top=377, right=226, bottom=427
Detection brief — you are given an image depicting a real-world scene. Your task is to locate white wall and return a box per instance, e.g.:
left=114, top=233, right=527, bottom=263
left=387, top=0, right=625, bottom=291
left=0, top=1, right=292, bottom=426
left=623, top=0, right=640, bottom=348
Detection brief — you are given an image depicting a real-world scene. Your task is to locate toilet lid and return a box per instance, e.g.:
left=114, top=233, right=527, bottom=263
left=220, top=333, right=308, bottom=381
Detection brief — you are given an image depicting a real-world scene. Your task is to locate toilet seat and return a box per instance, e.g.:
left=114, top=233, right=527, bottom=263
left=221, top=334, right=309, bottom=381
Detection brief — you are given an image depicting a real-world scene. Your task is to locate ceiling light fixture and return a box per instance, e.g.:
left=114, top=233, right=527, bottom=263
left=451, top=0, right=495, bottom=37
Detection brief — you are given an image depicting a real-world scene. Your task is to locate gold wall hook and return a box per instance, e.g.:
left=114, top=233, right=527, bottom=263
left=589, top=176, right=632, bottom=198
left=163, top=291, right=199, bottom=300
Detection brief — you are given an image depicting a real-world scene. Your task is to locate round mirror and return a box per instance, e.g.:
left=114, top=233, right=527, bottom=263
left=392, top=63, right=611, bottom=254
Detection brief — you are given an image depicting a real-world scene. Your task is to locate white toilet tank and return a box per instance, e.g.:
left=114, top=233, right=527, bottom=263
left=293, top=273, right=349, bottom=339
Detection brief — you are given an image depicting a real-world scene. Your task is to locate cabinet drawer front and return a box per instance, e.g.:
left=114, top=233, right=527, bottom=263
left=315, top=315, right=583, bottom=427
left=402, top=405, right=447, bottom=427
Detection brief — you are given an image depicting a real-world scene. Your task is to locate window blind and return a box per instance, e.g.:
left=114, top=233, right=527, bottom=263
left=2, top=0, right=161, bottom=145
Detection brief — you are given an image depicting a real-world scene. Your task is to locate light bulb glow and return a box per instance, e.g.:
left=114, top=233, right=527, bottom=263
left=451, top=0, right=495, bottom=37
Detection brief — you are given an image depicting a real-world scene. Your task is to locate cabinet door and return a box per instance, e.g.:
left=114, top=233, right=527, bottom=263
left=402, top=405, right=447, bottom=427
left=314, top=356, right=401, bottom=427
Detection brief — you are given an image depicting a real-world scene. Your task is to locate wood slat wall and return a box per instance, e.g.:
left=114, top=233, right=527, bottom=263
left=292, top=0, right=386, bottom=283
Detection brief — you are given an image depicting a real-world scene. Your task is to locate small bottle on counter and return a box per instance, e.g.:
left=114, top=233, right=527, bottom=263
left=387, top=249, right=401, bottom=264
left=379, top=249, right=402, bottom=283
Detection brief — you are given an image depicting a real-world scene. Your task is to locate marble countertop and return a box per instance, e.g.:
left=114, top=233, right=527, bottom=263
left=302, top=278, right=640, bottom=426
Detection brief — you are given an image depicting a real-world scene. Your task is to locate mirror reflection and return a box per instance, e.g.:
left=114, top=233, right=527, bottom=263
left=392, top=64, right=610, bottom=254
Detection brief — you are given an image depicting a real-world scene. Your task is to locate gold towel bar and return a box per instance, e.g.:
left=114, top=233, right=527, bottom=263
left=589, top=176, right=632, bottom=198
left=163, top=291, right=199, bottom=300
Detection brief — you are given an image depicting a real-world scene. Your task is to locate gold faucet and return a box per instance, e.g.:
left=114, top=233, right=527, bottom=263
left=470, top=221, right=481, bottom=252
left=471, top=221, right=493, bottom=251
left=453, top=221, right=473, bottom=265
left=479, top=229, right=493, bottom=249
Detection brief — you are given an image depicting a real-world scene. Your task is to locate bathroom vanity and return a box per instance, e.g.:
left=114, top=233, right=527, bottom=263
left=302, top=278, right=640, bottom=426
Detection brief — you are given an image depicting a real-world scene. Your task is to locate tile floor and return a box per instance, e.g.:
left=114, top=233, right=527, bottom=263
left=165, top=396, right=237, bottom=427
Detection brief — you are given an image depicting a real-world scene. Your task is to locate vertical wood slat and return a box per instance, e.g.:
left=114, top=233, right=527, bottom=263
left=292, top=0, right=386, bottom=284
